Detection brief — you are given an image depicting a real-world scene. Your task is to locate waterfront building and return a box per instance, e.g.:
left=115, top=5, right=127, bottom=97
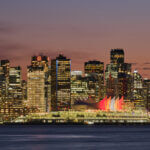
left=105, top=63, right=119, bottom=97
left=27, top=55, right=50, bottom=113
left=131, top=70, right=146, bottom=110
left=22, top=80, right=27, bottom=102
left=27, top=69, right=46, bottom=112
left=71, top=71, right=89, bottom=105
left=143, top=79, right=150, bottom=111
left=0, top=61, right=29, bottom=120
left=0, top=60, right=10, bottom=101
left=46, top=66, right=51, bottom=112
left=84, top=74, right=100, bottom=102
left=84, top=60, right=104, bottom=100
left=8, top=66, right=22, bottom=105
left=51, top=54, right=71, bottom=111
left=105, top=49, right=132, bottom=99
left=118, top=63, right=132, bottom=99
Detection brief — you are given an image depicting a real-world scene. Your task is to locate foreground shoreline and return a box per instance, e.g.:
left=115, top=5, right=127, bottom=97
left=1, top=121, right=150, bottom=126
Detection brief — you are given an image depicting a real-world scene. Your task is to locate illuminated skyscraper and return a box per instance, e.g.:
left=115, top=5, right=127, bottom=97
left=22, top=80, right=27, bottom=101
left=106, top=49, right=132, bottom=99
left=31, top=55, right=49, bottom=72
left=143, top=79, right=150, bottom=111
left=110, top=49, right=124, bottom=64
left=131, top=70, right=146, bottom=110
left=85, top=61, right=104, bottom=76
left=27, top=55, right=50, bottom=113
left=0, top=60, right=10, bottom=101
left=105, top=63, right=119, bottom=97
left=27, top=69, right=46, bottom=112
left=51, top=54, right=71, bottom=111
left=71, top=71, right=89, bottom=105
left=118, top=63, right=132, bottom=99
left=0, top=61, right=27, bottom=119
left=84, top=60, right=104, bottom=100
left=8, top=66, right=22, bottom=105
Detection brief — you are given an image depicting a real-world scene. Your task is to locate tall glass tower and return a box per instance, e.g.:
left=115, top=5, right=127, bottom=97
left=51, top=54, right=71, bottom=111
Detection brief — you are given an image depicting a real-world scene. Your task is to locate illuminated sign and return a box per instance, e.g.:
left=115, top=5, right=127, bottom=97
left=37, top=56, right=42, bottom=61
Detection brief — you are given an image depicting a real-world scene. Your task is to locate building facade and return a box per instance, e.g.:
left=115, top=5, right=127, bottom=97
left=110, top=49, right=124, bottom=64
left=131, top=70, right=146, bottom=110
left=105, top=49, right=132, bottom=99
left=84, top=60, right=104, bottom=101
left=51, top=54, right=71, bottom=111
left=105, top=63, right=119, bottom=97
left=71, top=71, right=89, bottom=105
left=0, top=60, right=10, bottom=101
left=8, top=66, right=22, bottom=105
left=27, top=55, right=50, bottom=113
left=27, top=69, right=46, bottom=112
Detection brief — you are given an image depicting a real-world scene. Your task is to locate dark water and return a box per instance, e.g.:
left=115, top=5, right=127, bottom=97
left=0, top=125, right=150, bottom=150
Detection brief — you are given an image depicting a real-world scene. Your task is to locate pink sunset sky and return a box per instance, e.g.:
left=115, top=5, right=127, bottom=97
left=0, top=0, right=150, bottom=79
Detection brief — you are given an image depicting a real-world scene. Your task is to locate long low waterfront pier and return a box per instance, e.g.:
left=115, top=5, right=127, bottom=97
left=11, top=110, right=150, bottom=124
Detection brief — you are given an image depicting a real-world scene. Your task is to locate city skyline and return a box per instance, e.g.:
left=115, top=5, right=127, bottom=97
left=0, top=49, right=149, bottom=121
left=1, top=0, right=150, bottom=79
left=0, top=49, right=148, bottom=80
left=1, top=1, right=150, bottom=150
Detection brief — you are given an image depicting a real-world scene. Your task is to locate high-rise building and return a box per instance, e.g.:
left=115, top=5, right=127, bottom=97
left=118, top=63, right=132, bottom=99
left=85, top=61, right=104, bottom=75
left=84, top=60, right=104, bottom=100
left=22, top=80, right=27, bottom=101
left=0, top=61, right=28, bottom=120
left=110, top=49, right=124, bottom=64
left=27, top=55, right=50, bottom=113
left=0, top=60, right=10, bottom=101
left=46, top=66, right=51, bottom=112
left=143, top=79, right=150, bottom=111
left=71, top=71, right=89, bottom=105
left=131, top=70, right=146, bottom=110
left=31, top=55, right=49, bottom=72
left=8, top=66, right=22, bottom=105
left=105, top=63, right=119, bottom=97
left=27, top=69, right=46, bottom=112
left=51, top=54, right=71, bottom=111
left=84, top=74, right=100, bottom=102
left=106, top=49, right=132, bottom=99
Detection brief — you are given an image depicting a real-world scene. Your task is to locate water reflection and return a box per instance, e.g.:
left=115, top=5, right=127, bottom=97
left=0, top=125, right=150, bottom=150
